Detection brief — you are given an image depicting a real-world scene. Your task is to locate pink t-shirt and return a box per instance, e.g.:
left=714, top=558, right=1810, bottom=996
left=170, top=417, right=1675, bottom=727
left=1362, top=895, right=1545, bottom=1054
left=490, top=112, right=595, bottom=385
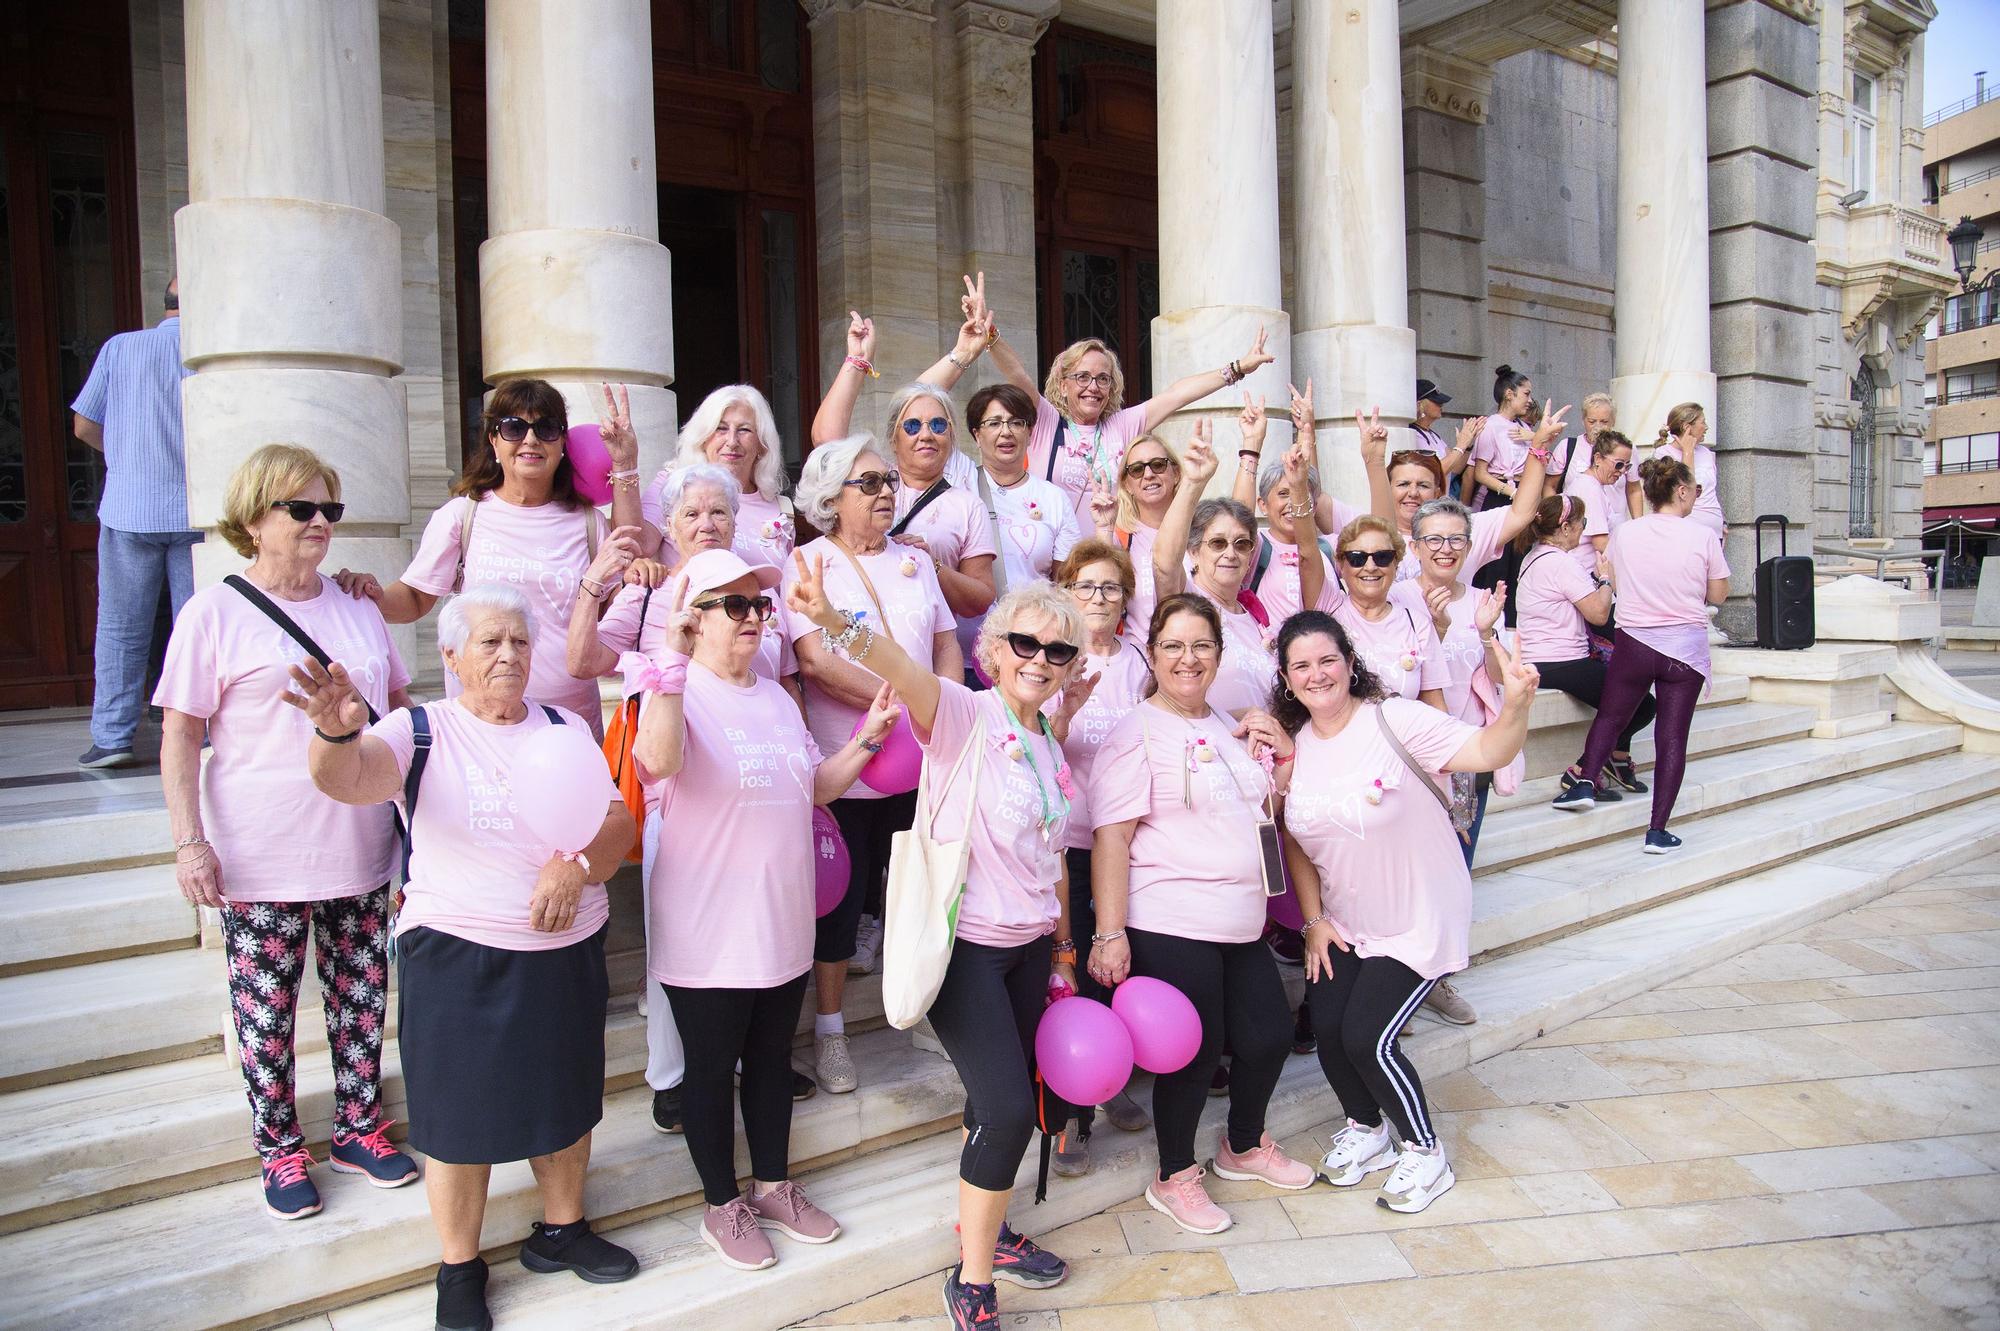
left=1388, top=580, right=1484, bottom=723
left=1044, top=638, right=1152, bottom=850
left=1472, top=414, right=1530, bottom=486
left=1252, top=533, right=1339, bottom=626
left=402, top=494, right=604, bottom=725
left=153, top=576, right=409, bottom=903
left=893, top=481, right=997, bottom=577
left=1089, top=701, right=1273, bottom=944
left=648, top=663, right=821, bottom=988
left=1566, top=472, right=1627, bottom=578
left=1609, top=513, right=1730, bottom=630
left=1412, top=425, right=1451, bottom=462
left=1124, top=523, right=1160, bottom=638
left=1335, top=601, right=1446, bottom=702
left=372, top=700, right=613, bottom=951
left=642, top=472, right=797, bottom=569
left=916, top=681, right=1068, bottom=947
left=1283, top=699, right=1478, bottom=979
left=1514, top=546, right=1597, bottom=664
left=1655, top=441, right=1724, bottom=536
left=1208, top=593, right=1281, bottom=718
left=1029, top=396, right=1152, bottom=533
left=1401, top=506, right=1511, bottom=586
left=786, top=534, right=956, bottom=798
left=597, top=580, right=794, bottom=692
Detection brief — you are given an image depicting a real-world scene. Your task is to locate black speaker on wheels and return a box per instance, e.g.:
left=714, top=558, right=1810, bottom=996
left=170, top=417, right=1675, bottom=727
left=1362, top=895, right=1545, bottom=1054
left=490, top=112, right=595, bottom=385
left=1754, top=514, right=1815, bottom=651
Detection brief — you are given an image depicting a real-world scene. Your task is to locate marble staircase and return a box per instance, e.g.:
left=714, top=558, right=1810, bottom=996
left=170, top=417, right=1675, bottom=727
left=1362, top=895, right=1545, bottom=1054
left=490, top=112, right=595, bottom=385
left=1, top=669, right=1997, bottom=1330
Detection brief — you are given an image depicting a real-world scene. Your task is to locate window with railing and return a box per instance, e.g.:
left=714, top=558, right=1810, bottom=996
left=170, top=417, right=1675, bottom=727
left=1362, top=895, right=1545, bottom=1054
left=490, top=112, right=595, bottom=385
left=1942, top=289, right=2000, bottom=335
left=1940, top=162, right=2000, bottom=197
left=1943, top=365, right=2000, bottom=404
left=1936, top=433, right=2000, bottom=473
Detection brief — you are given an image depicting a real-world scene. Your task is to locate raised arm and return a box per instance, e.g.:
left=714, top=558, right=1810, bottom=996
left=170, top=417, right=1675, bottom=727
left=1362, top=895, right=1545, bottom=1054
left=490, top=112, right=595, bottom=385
left=1139, top=326, right=1275, bottom=433
left=787, top=550, right=945, bottom=732
left=986, top=333, right=1038, bottom=397
left=811, top=311, right=876, bottom=447
left=1493, top=405, right=1569, bottom=545
left=596, top=383, right=651, bottom=549
left=1230, top=395, right=1267, bottom=509
left=1151, top=419, right=1216, bottom=599
left=284, top=660, right=406, bottom=806
left=917, top=274, right=994, bottom=390
left=1444, top=634, right=1538, bottom=773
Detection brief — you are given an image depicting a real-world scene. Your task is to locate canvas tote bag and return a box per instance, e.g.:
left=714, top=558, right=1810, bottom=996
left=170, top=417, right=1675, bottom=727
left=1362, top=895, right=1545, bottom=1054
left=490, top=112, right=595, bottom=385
left=880, top=713, right=987, bottom=1029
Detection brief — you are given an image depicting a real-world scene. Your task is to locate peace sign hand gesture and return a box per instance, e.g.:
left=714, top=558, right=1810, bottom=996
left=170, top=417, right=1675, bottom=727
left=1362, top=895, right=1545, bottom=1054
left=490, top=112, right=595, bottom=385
left=1289, top=379, right=1315, bottom=440
left=1533, top=403, right=1573, bottom=447
left=662, top=576, right=700, bottom=659
left=787, top=551, right=844, bottom=633
left=282, top=658, right=370, bottom=738
left=597, top=383, right=638, bottom=469
left=1237, top=325, right=1275, bottom=376
left=846, top=310, right=876, bottom=364
left=1181, top=418, right=1218, bottom=486
left=1354, top=406, right=1390, bottom=469
left=1088, top=478, right=1119, bottom=534
left=1239, top=393, right=1268, bottom=453
left=1493, top=631, right=1540, bottom=708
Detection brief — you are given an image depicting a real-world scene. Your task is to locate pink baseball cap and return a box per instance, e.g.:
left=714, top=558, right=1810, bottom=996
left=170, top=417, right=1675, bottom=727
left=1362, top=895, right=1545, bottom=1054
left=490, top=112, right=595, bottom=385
left=676, top=547, right=782, bottom=600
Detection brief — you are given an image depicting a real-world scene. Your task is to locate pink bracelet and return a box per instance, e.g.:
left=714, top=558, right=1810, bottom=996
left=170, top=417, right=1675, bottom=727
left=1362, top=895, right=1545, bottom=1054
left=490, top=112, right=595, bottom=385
left=844, top=355, right=877, bottom=379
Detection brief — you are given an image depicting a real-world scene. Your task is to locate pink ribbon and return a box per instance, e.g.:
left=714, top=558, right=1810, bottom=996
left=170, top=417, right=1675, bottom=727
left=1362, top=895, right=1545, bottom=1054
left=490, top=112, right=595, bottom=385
left=619, top=650, right=689, bottom=697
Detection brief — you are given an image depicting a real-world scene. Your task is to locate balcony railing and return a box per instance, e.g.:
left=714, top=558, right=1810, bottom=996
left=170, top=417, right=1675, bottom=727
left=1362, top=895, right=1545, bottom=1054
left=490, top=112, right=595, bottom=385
left=1939, top=384, right=2000, bottom=404
left=1940, top=163, right=2000, bottom=196
left=1932, top=458, right=2000, bottom=474
left=1941, top=306, right=2000, bottom=335
left=1927, top=84, right=2000, bottom=127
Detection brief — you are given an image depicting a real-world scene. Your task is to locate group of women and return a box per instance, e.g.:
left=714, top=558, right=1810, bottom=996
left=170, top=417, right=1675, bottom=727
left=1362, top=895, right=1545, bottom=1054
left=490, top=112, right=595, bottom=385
left=153, top=268, right=1731, bottom=1330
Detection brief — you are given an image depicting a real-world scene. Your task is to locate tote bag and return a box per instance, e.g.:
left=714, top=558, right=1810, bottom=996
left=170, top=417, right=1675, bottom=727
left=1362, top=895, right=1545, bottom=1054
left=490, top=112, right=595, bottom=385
left=880, top=715, right=986, bottom=1030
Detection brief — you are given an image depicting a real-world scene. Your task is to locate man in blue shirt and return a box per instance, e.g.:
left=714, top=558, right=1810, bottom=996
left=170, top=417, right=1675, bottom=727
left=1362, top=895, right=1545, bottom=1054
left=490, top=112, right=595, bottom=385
left=70, top=279, right=201, bottom=768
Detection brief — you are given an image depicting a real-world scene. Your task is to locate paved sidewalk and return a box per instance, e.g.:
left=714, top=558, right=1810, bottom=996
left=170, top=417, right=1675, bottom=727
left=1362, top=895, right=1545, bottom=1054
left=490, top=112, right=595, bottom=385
left=801, top=855, right=2000, bottom=1329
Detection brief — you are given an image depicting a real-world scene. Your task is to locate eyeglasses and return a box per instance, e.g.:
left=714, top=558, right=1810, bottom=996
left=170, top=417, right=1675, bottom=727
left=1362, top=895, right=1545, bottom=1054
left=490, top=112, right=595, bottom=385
left=1155, top=639, right=1220, bottom=660
left=493, top=416, right=565, bottom=444
left=1607, top=460, right=1630, bottom=474
left=1416, top=533, right=1469, bottom=552
left=842, top=470, right=901, bottom=496
left=977, top=416, right=1028, bottom=433
left=1006, top=632, right=1080, bottom=667
left=269, top=500, right=346, bottom=524
left=1065, top=371, right=1114, bottom=389
left=1124, top=457, right=1173, bottom=479
left=899, top=417, right=951, bottom=437
left=1342, top=549, right=1398, bottom=568
left=1201, top=536, right=1257, bottom=555
left=1068, top=581, right=1125, bottom=602
left=692, top=594, right=775, bottom=622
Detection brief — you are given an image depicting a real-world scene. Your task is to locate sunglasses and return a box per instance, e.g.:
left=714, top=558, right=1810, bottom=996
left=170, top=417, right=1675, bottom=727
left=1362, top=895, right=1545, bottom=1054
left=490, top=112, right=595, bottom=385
left=977, top=416, right=1028, bottom=433
left=899, top=417, right=952, bottom=437
left=692, top=594, right=775, bottom=622
left=1342, top=549, right=1398, bottom=568
left=269, top=500, right=346, bottom=523
left=1124, top=457, right=1173, bottom=479
left=1202, top=536, right=1257, bottom=555
left=1607, top=459, right=1631, bottom=474
left=842, top=470, right=901, bottom=496
left=1006, top=632, right=1080, bottom=667
left=493, top=416, right=565, bottom=444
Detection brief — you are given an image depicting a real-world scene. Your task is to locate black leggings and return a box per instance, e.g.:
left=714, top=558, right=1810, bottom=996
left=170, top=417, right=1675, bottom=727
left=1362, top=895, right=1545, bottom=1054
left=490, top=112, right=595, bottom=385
left=663, top=971, right=811, bottom=1205
left=1065, top=849, right=1105, bottom=1133
left=1308, top=947, right=1440, bottom=1149
left=1126, top=927, right=1291, bottom=1178
left=818, top=791, right=918, bottom=963
left=1578, top=630, right=1705, bottom=833
left=1534, top=655, right=1658, bottom=755
left=927, top=935, right=1052, bottom=1191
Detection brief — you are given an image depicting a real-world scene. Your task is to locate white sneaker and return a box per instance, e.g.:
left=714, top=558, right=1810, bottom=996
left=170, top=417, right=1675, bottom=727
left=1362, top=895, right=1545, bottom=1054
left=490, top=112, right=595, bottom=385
left=910, top=1017, right=946, bottom=1059
left=1319, top=1119, right=1398, bottom=1187
left=816, top=1032, right=858, bottom=1094
left=636, top=982, right=649, bottom=1018
left=1377, top=1143, right=1455, bottom=1214
left=848, top=914, right=882, bottom=975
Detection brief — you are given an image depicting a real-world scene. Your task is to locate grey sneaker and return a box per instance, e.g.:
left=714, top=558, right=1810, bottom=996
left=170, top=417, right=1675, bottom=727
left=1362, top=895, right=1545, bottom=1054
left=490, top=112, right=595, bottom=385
left=1051, top=1121, right=1090, bottom=1177
left=847, top=914, right=882, bottom=975
left=77, top=745, right=136, bottom=769
left=1422, top=978, right=1477, bottom=1025
left=1102, top=1089, right=1150, bottom=1132
left=815, top=1033, right=857, bottom=1094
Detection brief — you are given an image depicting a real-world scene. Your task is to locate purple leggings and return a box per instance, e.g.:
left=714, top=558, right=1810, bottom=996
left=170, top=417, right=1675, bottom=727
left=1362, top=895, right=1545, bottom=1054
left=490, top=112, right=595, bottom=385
left=1577, top=630, right=1705, bottom=833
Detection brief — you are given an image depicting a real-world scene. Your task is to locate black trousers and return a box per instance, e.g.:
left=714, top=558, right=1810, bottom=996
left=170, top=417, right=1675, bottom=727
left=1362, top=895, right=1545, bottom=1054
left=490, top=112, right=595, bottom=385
left=1307, top=947, right=1439, bottom=1149
left=1065, top=848, right=1106, bottom=1133
left=663, top=971, right=811, bottom=1205
left=818, top=791, right=918, bottom=963
left=926, top=935, right=1051, bottom=1191
left=1126, top=926, right=1291, bottom=1178
left=1535, top=655, right=1658, bottom=755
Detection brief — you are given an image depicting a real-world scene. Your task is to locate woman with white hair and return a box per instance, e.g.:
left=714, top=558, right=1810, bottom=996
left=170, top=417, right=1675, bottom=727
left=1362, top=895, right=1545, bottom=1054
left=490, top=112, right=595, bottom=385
left=289, top=581, right=639, bottom=1331
left=787, top=561, right=1083, bottom=1329
left=647, top=384, right=796, bottom=565
left=784, top=433, right=960, bottom=1094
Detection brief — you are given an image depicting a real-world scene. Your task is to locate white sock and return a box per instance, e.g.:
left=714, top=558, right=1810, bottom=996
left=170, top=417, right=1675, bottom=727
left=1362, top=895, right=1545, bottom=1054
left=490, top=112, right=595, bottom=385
left=816, top=1012, right=845, bottom=1038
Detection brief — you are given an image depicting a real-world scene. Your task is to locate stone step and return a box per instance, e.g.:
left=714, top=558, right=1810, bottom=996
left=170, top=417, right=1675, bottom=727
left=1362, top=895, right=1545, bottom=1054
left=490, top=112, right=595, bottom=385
left=0, top=864, right=199, bottom=973
left=0, top=949, right=224, bottom=1089
left=264, top=791, right=2000, bottom=1331
left=0, top=785, right=171, bottom=883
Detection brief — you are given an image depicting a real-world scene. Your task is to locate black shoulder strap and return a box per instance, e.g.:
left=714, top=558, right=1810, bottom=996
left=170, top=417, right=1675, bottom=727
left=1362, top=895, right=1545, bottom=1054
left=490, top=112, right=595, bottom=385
left=889, top=477, right=952, bottom=537
left=1249, top=533, right=1275, bottom=593
left=1552, top=436, right=1580, bottom=493
left=636, top=586, right=655, bottom=635
left=400, top=704, right=432, bottom=879
left=225, top=574, right=380, bottom=724
left=542, top=704, right=564, bottom=724
left=1045, top=417, right=1065, bottom=482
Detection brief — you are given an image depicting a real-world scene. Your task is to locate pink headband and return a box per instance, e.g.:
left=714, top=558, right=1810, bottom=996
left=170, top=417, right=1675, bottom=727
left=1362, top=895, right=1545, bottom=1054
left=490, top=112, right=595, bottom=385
left=1558, top=494, right=1574, bottom=524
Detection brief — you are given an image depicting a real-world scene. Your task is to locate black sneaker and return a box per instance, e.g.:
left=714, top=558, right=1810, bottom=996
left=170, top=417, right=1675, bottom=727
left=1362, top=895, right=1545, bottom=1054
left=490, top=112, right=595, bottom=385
left=1643, top=829, right=1683, bottom=855
left=77, top=745, right=136, bottom=770
left=652, top=1085, right=683, bottom=1134
left=519, top=1219, right=639, bottom=1284
left=992, top=1222, right=1068, bottom=1288
left=793, top=1070, right=817, bottom=1102
left=943, top=1264, right=998, bottom=1329
left=1605, top=757, right=1649, bottom=793
left=1552, top=778, right=1597, bottom=812
left=434, top=1257, right=492, bottom=1331
left=1291, top=1001, right=1317, bottom=1056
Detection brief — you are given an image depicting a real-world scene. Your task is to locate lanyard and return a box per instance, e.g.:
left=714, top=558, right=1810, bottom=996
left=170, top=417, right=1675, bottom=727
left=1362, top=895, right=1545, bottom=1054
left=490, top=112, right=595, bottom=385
left=1001, top=699, right=1069, bottom=843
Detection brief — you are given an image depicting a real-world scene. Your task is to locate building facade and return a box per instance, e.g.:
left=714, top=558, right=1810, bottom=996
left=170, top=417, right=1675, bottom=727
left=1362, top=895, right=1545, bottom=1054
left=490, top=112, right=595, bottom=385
left=0, top=0, right=1950, bottom=707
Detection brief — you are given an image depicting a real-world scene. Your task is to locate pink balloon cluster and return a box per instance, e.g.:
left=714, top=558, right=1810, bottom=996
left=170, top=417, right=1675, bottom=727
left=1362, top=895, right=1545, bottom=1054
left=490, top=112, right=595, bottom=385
left=812, top=806, right=849, bottom=919
left=1034, top=977, right=1201, bottom=1108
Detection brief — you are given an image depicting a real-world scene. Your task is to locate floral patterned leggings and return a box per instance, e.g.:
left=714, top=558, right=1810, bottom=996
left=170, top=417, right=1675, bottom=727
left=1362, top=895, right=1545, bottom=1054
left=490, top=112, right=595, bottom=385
left=221, top=887, right=391, bottom=1160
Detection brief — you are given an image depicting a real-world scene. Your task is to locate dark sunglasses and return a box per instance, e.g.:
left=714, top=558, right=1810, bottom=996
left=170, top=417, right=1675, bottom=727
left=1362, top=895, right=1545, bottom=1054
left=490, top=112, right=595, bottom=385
left=692, top=594, right=775, bottom=622
left=1342, top=549, right=1398, bottom=569
left=493, top=415, right=565, bottom=444
left=842, top=470, right=901, bottom=496
left=1607, top=459, right=1630, bottom=474
left=269, top=500, right=345, bottom=523
left=899, top=417, right=952, bottom=437
left=1006, top=632, right=1080, bottom=667
left=1124, top=457, right=1174, bottom=478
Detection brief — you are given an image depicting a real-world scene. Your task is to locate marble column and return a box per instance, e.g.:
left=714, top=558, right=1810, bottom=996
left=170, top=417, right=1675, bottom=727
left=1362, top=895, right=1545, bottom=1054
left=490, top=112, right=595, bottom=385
left=1402, top=45, right=1491, bottom=407
left=480, top=0, right=676, bottom=477
left=177, top=0, right=407, bottom=592
left=1612, top=0, right=1717, bottom=449
left=1291, top=0, right=1415, bottom=505
left=1152, top=0, right=1291, bottom=494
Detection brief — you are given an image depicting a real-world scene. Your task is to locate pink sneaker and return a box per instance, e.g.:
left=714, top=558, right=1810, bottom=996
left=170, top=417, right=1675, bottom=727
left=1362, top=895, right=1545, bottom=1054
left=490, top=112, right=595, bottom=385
left=1212, top=1131, right=1317, bottom=1191
left=700, top=1197, right=777, bottom=1271
left=746, top=1181, right=841, bottom=1244
left=1145, top=1164, right=1232, bottom=1234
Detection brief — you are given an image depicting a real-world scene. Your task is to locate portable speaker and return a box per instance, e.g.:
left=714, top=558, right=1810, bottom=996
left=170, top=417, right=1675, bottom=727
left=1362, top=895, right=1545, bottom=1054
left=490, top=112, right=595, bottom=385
left=1753, top=514, right=1815, bottom=651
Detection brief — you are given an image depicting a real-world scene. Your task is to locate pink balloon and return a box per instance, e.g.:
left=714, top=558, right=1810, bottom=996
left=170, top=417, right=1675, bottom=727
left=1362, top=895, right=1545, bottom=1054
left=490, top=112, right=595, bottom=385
left=513, top=723, right=615, bottom=854
left=565, top=423, right=615, bottom=506
left=852, top=711, right=921, bottom=795
left=1034, top=996, right=1134, bottom=1107
left=1265, top=883, right=1305, bottom=932
left=812, top=806, right=850, bottom=919
left=1111, top=976, right=1203, bottom=1075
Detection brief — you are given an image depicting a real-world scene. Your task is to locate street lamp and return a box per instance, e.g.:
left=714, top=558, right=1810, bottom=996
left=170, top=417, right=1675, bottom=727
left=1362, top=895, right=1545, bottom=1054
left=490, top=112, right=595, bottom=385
left=1948, top=215, right=1994, bottom=292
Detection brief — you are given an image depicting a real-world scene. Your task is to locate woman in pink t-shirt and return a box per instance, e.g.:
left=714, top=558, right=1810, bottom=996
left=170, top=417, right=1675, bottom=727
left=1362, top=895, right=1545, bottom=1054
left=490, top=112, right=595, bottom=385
left=631, top=549, right=896, bottom=1272
left=1513, top=495, right=1657, bottom=799
left=1095, top=433, right=1180, bottom=636
left=1332, top=516, right=1447, bottom=708
left=155, top=445, right=418, bottom=1222
left=291, top=582, right=640, bottom=1325
left=1089, top=594, right=1317, bottom=1235
left=1553, top=457, right=1731, bottom=853
left=1652, top=402, right=1724, bottom=538
left=1467, top=364, right=1538, bottom=510
left=1380, top=428, right=1553, bottom=594
left=642, top=383, right=797, bottom=567
left=786, top=563, right=1084, bottom=1324
left=1275, top=611, right=1539, bottom=1216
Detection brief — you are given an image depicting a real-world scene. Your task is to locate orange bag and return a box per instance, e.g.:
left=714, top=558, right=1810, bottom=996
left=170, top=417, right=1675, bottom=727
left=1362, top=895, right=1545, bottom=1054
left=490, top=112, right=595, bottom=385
left=600, top=586, right=655, bottom=863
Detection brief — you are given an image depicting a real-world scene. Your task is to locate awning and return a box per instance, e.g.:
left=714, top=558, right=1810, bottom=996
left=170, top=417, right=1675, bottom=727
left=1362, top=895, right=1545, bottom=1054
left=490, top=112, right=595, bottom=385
left=1922, top=504, right=2000, bottom=524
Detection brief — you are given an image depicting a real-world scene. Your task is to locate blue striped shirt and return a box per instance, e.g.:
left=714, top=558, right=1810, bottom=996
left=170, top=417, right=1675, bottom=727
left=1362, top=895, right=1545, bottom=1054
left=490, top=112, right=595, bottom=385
left=71, top=316, right=196, bottom=534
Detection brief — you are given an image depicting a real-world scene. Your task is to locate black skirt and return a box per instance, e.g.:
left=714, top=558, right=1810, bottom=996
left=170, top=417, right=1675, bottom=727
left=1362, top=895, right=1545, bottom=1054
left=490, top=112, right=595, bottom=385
left=398, top=924, right=609, bottom=1165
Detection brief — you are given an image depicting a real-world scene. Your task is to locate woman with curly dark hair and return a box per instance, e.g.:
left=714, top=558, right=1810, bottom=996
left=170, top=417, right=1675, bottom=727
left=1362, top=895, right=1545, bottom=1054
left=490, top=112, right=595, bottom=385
left=1272, top=611, right=1538, bottom=1215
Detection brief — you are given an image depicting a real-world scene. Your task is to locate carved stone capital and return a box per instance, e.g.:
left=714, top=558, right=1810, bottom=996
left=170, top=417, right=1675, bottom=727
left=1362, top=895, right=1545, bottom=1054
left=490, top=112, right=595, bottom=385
left=1819, top=90, right=1848, bottom=117
left=1902, top=125, right=1927, bottom=150
left=952, top=0, right=1058, bottom=43
left=800, top=0, right=936, bottom=25
left=1402, top=45, right=1492, bottom=126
